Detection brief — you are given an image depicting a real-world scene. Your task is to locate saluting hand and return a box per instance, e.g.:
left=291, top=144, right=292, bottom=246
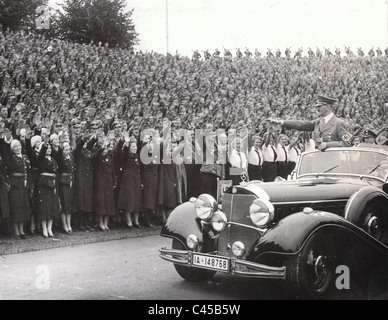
left=4, top=128, right=12, bottom=141
left=317, top=142, right=327, bottom=151
left=25, top=126, right=32, bottom=139
left=268, top=119, right=282, bottom=125
left=124, top=132, right=130, bottom=144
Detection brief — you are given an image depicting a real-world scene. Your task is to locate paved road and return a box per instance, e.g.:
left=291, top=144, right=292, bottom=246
left=0, top=235, right=290, bottom=300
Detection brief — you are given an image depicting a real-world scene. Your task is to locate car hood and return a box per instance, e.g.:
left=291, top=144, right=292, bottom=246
left=238, top=178, right=372, bottom=203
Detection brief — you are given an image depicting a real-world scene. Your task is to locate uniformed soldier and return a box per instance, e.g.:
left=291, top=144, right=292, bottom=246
left=362, top=129, right=377, bottom=144
left=213, top=48, right=221, bottom=57
left=203, top=49, right=211, bottom=60
left=244, top=48, right=252, bottom=58
left=236, top=48, right=243, bottom=59
left=270, top=95, right=352, bottom=151
left=307, top=47, right=315, bottom=58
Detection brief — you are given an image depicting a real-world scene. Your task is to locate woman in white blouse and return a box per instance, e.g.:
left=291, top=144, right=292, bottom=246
left=248, top=136, right=263, bottom=181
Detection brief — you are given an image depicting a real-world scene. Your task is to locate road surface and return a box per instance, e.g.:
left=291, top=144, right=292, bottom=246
left=0, top=235, right=288, bottom=300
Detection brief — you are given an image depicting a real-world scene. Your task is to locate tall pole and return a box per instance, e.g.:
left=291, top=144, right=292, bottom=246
left=166, top=0, right=169, bottom=54
left=386, top=0, right=388, bottom=46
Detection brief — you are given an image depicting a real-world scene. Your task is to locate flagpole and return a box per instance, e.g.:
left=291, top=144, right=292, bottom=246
left=386, top=0, right=388, bottom=46
left=166, top=0, right=169, bottom=54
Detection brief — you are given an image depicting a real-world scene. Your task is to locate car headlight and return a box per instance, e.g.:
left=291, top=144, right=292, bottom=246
left=195, top=194, right=218, bottom=220
left=211, top=211, right=228, bottom=232
left=249, top=199, right=275, bottom=227
left=232, top=241, right=245, bottom=257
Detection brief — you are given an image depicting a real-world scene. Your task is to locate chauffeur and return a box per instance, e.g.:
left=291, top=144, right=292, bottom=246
left=270, top=95, right=352, bottom=151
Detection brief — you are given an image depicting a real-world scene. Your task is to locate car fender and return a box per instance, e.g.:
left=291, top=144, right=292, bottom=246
left=160, top=201, right=217, bottom=251
left=344, top=186, right=388, bottom=223
left=247, top=211, right=388, bottom=261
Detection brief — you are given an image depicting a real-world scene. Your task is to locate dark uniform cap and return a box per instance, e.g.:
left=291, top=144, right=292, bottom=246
left=315, top=95, right=337, bottom=107
left=362, top=129, right=377, bottom=140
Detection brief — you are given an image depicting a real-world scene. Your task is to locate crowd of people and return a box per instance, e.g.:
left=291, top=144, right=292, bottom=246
left=0, top=29, right=388, bottom=240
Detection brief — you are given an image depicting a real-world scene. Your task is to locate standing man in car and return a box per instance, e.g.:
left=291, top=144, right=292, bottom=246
left=269, top=95, right=352, bottom=151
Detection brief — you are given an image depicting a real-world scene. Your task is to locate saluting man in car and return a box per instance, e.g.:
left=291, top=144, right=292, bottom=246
left=269, top=95, right=352, bottom=151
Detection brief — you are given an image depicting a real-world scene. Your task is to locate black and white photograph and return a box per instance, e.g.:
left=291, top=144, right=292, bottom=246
left=0, top=0, right=388, bottom=305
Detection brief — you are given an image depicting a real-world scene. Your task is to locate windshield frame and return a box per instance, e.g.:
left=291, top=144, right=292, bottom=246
left=295, top=147, right=388, bottom=183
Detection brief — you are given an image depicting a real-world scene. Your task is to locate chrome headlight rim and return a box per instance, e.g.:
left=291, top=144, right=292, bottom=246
left=249, top=198, right=275, bottom=227
left=195, top=194, right=218, bottom=221
left=211, top=211, right=228, bottom=233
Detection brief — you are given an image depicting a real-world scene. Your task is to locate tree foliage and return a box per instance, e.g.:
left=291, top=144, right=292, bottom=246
left=0, top=0, right=48, bottom=31
left=58, top=0, right=139, bottom=49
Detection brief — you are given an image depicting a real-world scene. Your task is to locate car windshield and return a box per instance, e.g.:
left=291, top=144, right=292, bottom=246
left=297, top=149, right=388, bottom=181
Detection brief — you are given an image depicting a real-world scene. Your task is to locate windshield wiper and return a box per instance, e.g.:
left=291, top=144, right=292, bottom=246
left=367, top=164, right=380, bottom=175
left=322, top=165, right=339, bottom=173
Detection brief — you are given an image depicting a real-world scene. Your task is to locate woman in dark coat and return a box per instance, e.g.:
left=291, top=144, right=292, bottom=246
left=117, top=137, right=143, bottom=229
left=184, top=129, right=202, bottom=199
left=35, top=142, right=61, bottom=238
left=141, top=141, right=159, bottom=228
left=0, top=154, right=10, bottom=233
left=3, top=139, right=32, bottom=239
left=72, top=135, right=102, bottom=231
left=113, top=138, right=124, bottom=225
left=93, top=139, right=117, bottom=231
left=158, top=141, right=179, bottom=222
left=57, top=141, right=78, bottom=235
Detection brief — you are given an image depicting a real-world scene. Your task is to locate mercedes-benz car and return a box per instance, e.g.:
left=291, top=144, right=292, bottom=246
left=159, top=143, right=388, bottom=299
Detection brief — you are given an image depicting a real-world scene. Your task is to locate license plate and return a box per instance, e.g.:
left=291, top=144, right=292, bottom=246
left=192, top=253, right=229, bottom=272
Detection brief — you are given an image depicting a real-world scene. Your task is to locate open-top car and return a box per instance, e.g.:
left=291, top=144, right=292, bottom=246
left=159, top=143, right=388, bottom=299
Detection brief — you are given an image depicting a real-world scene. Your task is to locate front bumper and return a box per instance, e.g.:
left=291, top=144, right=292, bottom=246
left=159, top=248, right=286, bottom=280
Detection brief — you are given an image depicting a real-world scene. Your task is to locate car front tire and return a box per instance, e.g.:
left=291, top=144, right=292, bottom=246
left=286, top=232, right=336, bottom=299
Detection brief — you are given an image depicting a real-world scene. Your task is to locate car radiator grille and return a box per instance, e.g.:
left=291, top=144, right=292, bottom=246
left=218, top=193, right=261, bottom=258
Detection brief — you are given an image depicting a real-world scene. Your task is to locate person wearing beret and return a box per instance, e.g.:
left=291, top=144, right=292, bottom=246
left=270, top=95, right=352, bottom=151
